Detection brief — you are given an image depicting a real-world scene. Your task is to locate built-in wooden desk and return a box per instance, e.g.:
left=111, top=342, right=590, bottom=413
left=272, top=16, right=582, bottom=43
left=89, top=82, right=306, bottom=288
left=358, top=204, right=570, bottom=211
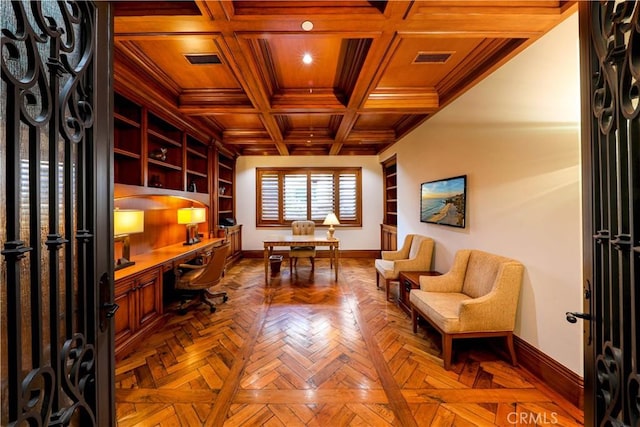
left=114, top=237, right=225, bottom=357
left=115, top=238, right=225, bottom=281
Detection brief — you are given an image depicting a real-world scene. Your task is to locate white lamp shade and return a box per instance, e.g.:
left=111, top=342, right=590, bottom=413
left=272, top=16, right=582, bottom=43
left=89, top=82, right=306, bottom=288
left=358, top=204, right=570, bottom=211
left=323, top=212, right=340, bottom=226
left=177, top=207, right=206, bottom=225
left=114, top=209, right=144, bottom=236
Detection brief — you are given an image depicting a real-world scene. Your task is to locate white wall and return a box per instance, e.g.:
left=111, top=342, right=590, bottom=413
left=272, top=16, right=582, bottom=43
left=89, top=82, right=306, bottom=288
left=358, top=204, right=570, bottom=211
left=236, top=155, right=382, bottom=251
left=380, top=14, right=583, bottom=374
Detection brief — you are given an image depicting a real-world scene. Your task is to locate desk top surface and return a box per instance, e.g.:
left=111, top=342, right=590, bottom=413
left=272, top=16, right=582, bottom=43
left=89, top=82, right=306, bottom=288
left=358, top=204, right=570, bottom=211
left=115, top=237, right=225, bottom=281
left=263, top=235, right=339, bottom=246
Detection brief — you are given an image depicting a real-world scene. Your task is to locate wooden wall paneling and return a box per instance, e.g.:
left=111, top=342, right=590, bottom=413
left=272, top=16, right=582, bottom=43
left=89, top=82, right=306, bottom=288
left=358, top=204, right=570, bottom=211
left=114, top=195, right=209, bottom=256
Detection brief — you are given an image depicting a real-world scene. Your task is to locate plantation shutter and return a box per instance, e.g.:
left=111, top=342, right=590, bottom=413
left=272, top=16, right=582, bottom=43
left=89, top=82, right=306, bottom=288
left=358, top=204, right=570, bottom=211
left=310, top=173, right=334, bottom=221
left=338, top=172, right=358, bottom=222
left=260, top=172, right=279, bottom=222
left=283, top=173, right=307, bottom=220
left=256, top=167, right=361, bottom=226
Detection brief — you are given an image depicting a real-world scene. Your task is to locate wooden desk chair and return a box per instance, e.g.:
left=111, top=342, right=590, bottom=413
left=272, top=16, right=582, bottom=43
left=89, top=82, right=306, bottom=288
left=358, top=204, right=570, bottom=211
left=289, top=220, right=316, bottom=273
left=174, top=242, right=230, bottom=314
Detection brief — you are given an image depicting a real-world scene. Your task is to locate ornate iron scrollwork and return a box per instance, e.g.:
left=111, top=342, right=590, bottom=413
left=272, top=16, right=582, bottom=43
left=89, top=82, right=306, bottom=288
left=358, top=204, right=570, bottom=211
left=628, top=373, right=640, bottom=426
left=2, top=1, right=98, bottom=425
left=596, top=342, right=624, bottom=425
left=589, top=3, right=639, bottom=424
left=12, top=367, right=55, bottom=426
left=50, top=335, right=96, bottom=426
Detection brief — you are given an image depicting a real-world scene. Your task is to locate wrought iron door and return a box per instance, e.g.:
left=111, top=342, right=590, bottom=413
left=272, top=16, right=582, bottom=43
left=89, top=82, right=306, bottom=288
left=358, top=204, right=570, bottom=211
left=1, top=1, right=114, bottom=425
left=580, top=2, right=639, bottom=426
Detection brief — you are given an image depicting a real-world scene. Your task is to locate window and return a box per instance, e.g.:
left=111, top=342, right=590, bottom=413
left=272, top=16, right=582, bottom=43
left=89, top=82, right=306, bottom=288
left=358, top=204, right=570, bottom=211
left=256, top=167, right=362, bottom=227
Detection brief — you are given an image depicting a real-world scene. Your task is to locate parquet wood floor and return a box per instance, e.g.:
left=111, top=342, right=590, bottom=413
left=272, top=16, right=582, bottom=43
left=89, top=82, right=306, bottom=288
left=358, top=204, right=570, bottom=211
left=115, top=258, right=584, bottom=426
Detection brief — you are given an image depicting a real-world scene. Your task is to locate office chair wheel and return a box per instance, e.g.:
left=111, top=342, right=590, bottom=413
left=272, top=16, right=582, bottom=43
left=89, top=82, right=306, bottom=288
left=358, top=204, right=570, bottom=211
left=209, top=306, right=216, bottom=313
left=223, top=295, right=228, bottom=303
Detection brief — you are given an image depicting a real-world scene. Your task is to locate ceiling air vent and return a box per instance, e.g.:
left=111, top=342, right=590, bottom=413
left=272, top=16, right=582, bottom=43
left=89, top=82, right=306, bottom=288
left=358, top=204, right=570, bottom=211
left=413, top=52, right=452, bottom=64
left=185, top=54, right=222, bottom=65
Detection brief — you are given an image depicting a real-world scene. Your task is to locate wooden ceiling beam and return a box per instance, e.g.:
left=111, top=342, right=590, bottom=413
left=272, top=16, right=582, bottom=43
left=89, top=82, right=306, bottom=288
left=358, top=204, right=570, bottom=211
left=270, top=89, right=347, bottom=111
left=179, top=89, right=254, bottom=111
left=363, top=88, right=440, bottom=111
left=344, top=129, right=396, bottom=143
left=214, top=31, right=288, bottom=151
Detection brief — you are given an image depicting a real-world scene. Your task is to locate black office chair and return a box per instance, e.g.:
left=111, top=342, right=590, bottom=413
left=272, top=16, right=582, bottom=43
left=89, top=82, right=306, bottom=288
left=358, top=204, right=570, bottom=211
left=174, top=242, right=230, bottom=314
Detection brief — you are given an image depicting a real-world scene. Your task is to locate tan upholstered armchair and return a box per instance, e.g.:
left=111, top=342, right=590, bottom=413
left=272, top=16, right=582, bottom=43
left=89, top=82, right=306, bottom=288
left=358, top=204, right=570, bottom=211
left=375, top=234, right=434, bottom=301
left=410, top=249, right=524, bottom=370
left=289, top=220, right=316, bottom=273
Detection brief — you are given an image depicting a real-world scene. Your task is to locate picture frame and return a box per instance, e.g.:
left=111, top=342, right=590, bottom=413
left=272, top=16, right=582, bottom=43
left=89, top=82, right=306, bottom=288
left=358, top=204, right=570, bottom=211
left=420, top=175, right=467, bottom=228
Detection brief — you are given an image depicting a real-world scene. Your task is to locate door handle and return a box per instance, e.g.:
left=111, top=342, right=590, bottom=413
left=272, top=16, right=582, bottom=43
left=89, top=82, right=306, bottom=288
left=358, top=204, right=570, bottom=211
left=99, top=272, right=118, bottom=332
left=103, top=302, right=119, bottom=318
left=564, top=280, right=594, bottom=345
left=566, top=311, right=592, bottom=323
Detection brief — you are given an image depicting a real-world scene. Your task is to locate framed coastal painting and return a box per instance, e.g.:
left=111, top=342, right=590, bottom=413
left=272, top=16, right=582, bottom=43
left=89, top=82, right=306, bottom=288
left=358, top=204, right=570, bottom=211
left=420, top=175, right=466, bottom=228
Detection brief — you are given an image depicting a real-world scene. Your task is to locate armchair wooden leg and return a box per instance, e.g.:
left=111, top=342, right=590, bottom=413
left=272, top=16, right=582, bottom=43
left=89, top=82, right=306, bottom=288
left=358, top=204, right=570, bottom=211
left=385, top=279, right=393, bottom=301
left=376, top=272, right=380, bottom=289
left=411, top=307, right=418, bottom=333
left=506, top=332, right=518, bottom=366
left=310, top=257, right=314, bottom=271
left=442, top=334, right=453, bottom=370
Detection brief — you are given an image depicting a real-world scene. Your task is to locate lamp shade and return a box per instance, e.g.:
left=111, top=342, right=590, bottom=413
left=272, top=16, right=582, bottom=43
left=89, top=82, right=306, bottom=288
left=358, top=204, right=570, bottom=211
left=114, top=209, right=144, bottom=236
left=177, top=207, right=206, bottom=225
left=323, top=212, right=340, bottom=226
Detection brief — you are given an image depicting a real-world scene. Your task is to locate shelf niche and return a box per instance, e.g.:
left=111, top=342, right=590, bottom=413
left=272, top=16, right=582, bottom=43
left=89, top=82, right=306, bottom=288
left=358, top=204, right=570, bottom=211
left=114, top=92, right=212, bottom=196
left=381, top=155, right=398, bottom=251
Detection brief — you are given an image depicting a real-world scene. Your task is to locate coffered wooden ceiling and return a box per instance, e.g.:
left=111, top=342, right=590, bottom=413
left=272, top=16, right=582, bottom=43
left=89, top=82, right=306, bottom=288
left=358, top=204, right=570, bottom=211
left=113, top=1, right=577, bottom=156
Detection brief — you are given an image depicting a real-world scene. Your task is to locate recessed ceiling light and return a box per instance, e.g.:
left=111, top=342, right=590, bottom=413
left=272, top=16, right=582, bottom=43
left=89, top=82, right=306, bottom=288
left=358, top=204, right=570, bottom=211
left=301, top=20, right=313, bottom=31
left=302, top=53, right=313, bottom=64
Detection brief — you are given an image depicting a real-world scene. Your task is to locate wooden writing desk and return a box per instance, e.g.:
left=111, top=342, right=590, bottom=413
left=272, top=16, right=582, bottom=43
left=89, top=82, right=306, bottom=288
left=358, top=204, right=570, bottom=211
left=263, top=235, right=340, bottom=284
left=114, top=237, right=225, bottom=357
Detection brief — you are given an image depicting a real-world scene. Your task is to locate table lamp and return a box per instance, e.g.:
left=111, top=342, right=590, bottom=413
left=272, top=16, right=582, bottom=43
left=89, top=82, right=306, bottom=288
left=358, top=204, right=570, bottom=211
left=114, top=209, right=144, bottom=270
left=177, top=207, right=206, bottom=245
left=323, top=212, right=340, bottom=240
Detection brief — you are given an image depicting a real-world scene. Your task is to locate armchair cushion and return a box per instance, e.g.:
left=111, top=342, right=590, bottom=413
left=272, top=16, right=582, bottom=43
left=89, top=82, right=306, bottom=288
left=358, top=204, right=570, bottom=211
left=408, top=234, right=427, bottom=259
left=290, top=247, right=316, bottom=258
left=462, top=251, right=508, bottom=298
left=410, top=290, right=468, bottom=333
left=374, top=259, right=395, bottom=280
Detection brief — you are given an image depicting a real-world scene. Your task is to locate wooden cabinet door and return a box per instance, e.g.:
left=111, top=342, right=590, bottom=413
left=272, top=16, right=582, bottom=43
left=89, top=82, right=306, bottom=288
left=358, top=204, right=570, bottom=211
left=227, top=224, right=242, bottom=260
left=136, top=269, right=162, bottom=329
left=114, top=278, right=136, bottom=349
left=114, top=268, right=162, bottom=354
